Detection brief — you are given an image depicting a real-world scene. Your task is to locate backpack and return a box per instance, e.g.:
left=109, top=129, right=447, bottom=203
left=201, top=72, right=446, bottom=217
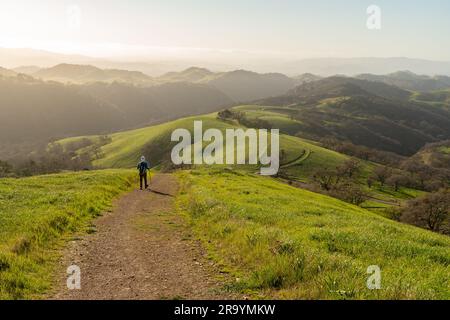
left=138, top=161, right=148, bottom=175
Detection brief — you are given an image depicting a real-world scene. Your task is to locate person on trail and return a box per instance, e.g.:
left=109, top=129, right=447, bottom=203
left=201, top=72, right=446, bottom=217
left=137, top=156, right=150, bottom=190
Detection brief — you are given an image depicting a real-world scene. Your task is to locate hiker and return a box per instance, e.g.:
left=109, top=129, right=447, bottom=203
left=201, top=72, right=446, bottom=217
left=137, top=156, right=150, bottom=190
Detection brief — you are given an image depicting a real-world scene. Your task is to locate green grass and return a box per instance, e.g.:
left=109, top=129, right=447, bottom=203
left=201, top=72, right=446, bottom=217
left=58, top=114, right=242, bottom=168
left=176, top=168, right=450, bottom=299
left=56, top=112, right=349, bottom=177
left=0, top=169, right=135, bottom=299
left=56, top=108, right=422, bottom=209
left=234, top=105, right=303, bottom=135
left=440, top=147, right=450, bottom=155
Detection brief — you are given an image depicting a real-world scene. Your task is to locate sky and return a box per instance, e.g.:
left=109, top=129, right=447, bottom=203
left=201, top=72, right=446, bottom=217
left=0, top=0, right=449, bottom=61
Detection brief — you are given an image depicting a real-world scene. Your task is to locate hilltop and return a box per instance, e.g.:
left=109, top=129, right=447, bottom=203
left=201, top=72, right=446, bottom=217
left=33, top=63, right=154, bottom=85
left=158, top=67, right=296, bottom=101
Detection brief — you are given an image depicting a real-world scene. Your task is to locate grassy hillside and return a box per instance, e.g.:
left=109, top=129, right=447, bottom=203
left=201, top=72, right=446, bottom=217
left=411, top=89, right=450, bottom=110
left=177, top=168, right=450, bottom=299
left=56, top=110, right=429, bottom=213
left=412, top=140, right=450, bottom=169
left=57, top=113, right=349, bottom=177
left=0, top=169, right=135, bottom=299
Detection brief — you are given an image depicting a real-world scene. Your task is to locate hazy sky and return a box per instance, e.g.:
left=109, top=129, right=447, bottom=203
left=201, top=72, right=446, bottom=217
left=1, top=0, right=449, bottom=61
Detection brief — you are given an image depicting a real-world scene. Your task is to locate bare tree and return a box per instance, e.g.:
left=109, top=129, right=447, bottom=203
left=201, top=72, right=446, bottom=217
left=372, top=166, right=391, bottom=187
left=337, top=158, right=361, bottom=178
left=401, top=189, right=450, bottom=234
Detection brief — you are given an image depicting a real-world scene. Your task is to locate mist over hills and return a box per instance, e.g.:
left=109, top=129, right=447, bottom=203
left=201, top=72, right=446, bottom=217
left=280, top=57, right=450, bottom=76
left=1, top=57, right=450, bottom=159
left=33, top=64, right=154, bottom=85
left=16, top=64, right=298, bottom=102
left=158, top=68, right=296, bottom=101
left=0, top=74, right=232, bottom=158
left=356, top=71, right=450, bottom=92
left=2, top=48, right=450, bottom=76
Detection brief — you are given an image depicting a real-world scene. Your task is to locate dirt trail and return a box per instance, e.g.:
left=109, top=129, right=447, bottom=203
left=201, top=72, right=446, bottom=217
left=53, top=173, right=234, bottom=300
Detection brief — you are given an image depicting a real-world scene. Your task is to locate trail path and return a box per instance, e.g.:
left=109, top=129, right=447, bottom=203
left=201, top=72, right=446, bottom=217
left=53, top=173, right=234, bottom=300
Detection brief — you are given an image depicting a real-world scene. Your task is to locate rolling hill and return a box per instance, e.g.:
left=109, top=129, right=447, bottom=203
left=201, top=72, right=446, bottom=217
left=0, top=67, right=16, bottom=77
left=158, top=67, right=296, bottom=101
left=357, top=71, right=450, bottom=92
left=258, top=77, right=450, bottom=155
left=412, top=140, right=450, bottom=169
left=0, top=75, right=232, bottom=159
left=32, top=63, right=154, bottom=85
left=2, top=166, right=448, bottom=299
left=178, top=168, right=450, bottom=299
left=55, top=112, right=349, bottom=174
left=4, top=110, right=448, bottom=300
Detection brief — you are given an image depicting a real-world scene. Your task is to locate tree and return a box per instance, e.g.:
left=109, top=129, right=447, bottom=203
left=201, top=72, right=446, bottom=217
left=372, top=166, right=391, bottom=187
left=367, top=177, right=374, bottom=189
left=0, top=160, right=12, bottom=178
left=311, top=168, right=339, bottom=191
left=337, top=159, right=360, bottom=178
left=400, top=189, right=450, bottom=234
left=386, top=174, right=407, bottom=192
left=331, top=182, right=368, bottom=206
left=401, top=159, right=434, bottom=190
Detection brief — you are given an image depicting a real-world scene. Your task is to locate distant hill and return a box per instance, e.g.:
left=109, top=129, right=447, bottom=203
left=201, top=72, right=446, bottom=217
left=12, top=65, right=41, bottom=74
left=158, top=67, right=214, bottom=83
left=157, top=67, right=296, bottom=101
left=272, top=76, right=412, bottom=102
left=293, top=73, right=322, bottom=85
left=411, top=89, right=450, bottom=111
left=0, top=75, right=125, bottom=145
left=33, top=63, right=155, bottom=85
left=55, top=112, right=348, bottom=171
left=412, top=140, right=450, bottom=169
left=80, top=81, right=233, bottom=127
left=0, top=75, right=232, bottom=158
left=259, top=77, right=450, bottom=155
left=281, top=57, right=450, bottom=76
left=357, top=71, right=450, bottom=91
left=0, top=66, right=16, bottom=77
left=22, top=64, right=297, bottom=102
left=206, top=70, right=295, bottom=102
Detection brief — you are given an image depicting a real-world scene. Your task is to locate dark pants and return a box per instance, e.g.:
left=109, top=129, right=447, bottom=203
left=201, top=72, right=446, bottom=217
left=140, top=173, right=148, bottom=190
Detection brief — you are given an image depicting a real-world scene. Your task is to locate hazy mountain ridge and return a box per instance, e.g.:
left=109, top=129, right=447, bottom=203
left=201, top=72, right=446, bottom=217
left=280, top=57, right=450, bottom=76
left=32, top=63, right=155, bottom=85
left=356, top=71, right=450, bottom=91
left=2, top=60, right=450, bottom=158
left=0, top=66, right=17, bottom=77
left=2, top=48, right=450, bottom=76
left=157, top=67, right=296, bottom=101
left=0, top=75, right=232, bottom=158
